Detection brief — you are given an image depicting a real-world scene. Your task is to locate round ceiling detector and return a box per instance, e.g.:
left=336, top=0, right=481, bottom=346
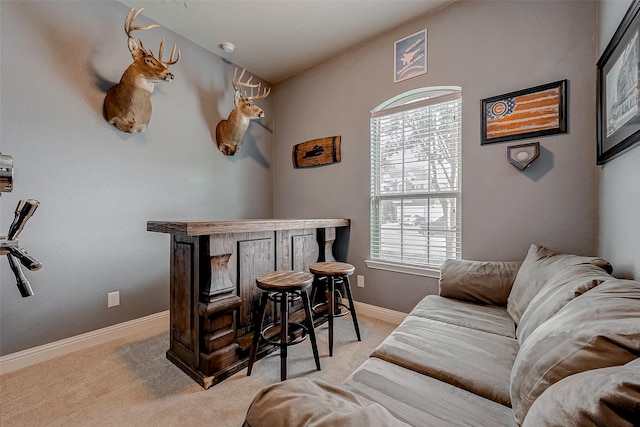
left=220, top=42, right=235, bottom=53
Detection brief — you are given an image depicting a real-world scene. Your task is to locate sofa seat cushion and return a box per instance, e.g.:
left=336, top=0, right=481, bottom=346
left=516, top=263, right=612, bottom=343
left=522, top=357, right=640, bottom=427
left=507, top=244, right=611, bottom=324
left=243, top=377, right=408, bottom=427
left=343, top=358, right=517, bottom=427
left=410, top=295, right=516, bottom=338
left=510, top=278, right=640, bottom=424
left=439, top=259, right=522, bottom=305
left=371, top=315, right=519, bottom=406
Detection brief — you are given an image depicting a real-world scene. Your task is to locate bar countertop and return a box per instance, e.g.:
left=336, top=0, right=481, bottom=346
left=147, top=218, right=350, bottom=236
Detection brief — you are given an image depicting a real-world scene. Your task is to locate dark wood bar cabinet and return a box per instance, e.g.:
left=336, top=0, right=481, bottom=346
left=147, top=218, right=350, bottom=389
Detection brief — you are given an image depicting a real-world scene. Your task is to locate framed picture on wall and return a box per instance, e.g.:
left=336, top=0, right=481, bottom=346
left=597, top=0, right=640, bottom=165
left=394, top=29, right=427, bottom=83
left=481, top=80, right=567, bottom=145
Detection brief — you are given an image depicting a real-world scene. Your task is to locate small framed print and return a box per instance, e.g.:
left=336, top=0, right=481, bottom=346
left=394, top=29, right=427, bottom=83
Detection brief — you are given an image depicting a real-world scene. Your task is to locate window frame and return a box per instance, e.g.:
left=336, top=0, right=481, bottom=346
left=366, top=87, right=462, bottom=277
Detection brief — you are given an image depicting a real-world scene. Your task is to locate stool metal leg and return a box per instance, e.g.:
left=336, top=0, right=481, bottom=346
left=247, top=291, right=269, bottom=376
left=301, top=290, right=321, bottom=371
left=279, top=291, right=288, bottom=381
left=328, top=276, right=335, bottom=357
left=343, top=275, right=361, bottom=341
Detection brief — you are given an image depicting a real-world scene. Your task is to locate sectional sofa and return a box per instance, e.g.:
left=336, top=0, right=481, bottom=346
left=243, top=244, right=640, bottom=426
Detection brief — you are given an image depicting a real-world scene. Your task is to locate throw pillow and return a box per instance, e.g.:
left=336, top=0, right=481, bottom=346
left=510, top=278, right=640, bottom=425
left=516, top=263, right=612, bottom=343
left=522, top=358, right=640, bottom=426
left=439, top=259, right=522, bottom=305
left=506, top=243, right=611, bottom=324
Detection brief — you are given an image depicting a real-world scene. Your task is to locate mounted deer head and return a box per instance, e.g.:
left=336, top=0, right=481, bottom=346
left=215, top=68, right=271, bottom=155
left=104, top=8, right=180, bottom=133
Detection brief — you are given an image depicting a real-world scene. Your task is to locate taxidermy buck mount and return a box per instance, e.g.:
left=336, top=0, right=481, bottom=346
left=216, top=68, right=271, bottom=155
left=104, top=8, right=180, bottom=133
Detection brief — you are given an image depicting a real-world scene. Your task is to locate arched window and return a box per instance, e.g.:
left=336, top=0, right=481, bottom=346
left=367, top=87, right=462, bottom=275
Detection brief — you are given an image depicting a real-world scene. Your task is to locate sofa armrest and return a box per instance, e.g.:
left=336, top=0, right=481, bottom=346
left=439, top=259, right=522, bottom=306
left=244, top=378, right=408, bottom=427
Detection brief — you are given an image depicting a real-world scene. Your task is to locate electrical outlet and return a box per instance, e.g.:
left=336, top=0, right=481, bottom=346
left=357, top=275, right=365, bottom=288
left=107, top=291, right=120, bottom=308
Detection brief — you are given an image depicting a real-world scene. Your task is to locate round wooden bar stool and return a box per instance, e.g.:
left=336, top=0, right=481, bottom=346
left=246, top=270, right=321, bottom=381
left=309, top=262, right=361, bottom=356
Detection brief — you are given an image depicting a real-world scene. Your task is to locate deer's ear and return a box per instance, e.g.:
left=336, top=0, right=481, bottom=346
left=234, top=90, right=241, bottom=102
left=128, top=38, right=141, bottom=57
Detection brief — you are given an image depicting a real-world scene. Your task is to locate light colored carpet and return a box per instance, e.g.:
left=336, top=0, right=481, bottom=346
left=0, top=315, right=396, bottom=426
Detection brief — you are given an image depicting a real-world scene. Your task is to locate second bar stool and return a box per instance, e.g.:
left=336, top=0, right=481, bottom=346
left=309, top=261, right=361, bottom=356
left=246, top=270, right=321, bottom=381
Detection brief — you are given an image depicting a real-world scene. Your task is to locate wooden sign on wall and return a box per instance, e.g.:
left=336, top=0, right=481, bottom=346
left=292, top=136, right=341, bottom=168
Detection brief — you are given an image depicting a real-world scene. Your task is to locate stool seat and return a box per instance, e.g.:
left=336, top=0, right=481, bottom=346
left=256, top=271, right=313, bottom=291
left=309, top=261, right=361, bottom=356
left=310, top=262, right=355, bottom=276
left=247, top=270, right=320, bottom=381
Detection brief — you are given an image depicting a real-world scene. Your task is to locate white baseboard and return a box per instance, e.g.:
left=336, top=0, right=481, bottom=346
left=0, top=302, right=405, bottom=375
left=0, top=310, right=169, bottom=375
left=353, top=301, right=407, bottom=325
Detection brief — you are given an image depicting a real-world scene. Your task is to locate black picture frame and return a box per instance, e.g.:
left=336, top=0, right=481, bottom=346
left=481, top=80, right=567, bottom=145
left=597, top=0, right=640, bottom=165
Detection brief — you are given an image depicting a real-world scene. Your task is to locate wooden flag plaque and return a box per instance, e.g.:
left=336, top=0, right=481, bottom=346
left=292, top=136, right=341, bottom=168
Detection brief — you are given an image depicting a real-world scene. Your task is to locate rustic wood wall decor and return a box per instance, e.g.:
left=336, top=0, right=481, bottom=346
left=104, top=8, right=180, bottom=133
left=292, top=136, right=341, bottom=168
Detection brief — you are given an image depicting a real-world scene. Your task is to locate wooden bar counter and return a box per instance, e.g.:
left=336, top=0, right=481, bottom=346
left=147, top=218, right=350, bottom=389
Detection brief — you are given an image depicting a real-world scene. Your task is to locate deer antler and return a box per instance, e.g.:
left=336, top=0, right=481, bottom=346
left=124, top=8, right=180, bottom=66
left=232, top=68, right=270, bottom=99
left=124, top=8, right=159, bottom=39
left=158, top=37, right=181, bottom=66
left=249, top=82, right=271, bottom=99
left=232, top=68, right=259, bottom=90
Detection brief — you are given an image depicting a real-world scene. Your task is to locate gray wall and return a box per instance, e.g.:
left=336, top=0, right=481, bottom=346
left=598, top=0, right=640, bottom=280
left=0, top=1, right=273, bottom=355
left=273, top=0, right=600, bottom=312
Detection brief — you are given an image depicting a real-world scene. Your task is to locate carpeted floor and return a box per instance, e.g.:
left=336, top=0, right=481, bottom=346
left=0, top=315, right=397, bottom=427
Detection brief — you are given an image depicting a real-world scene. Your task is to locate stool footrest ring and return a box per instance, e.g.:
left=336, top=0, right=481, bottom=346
left=261, top=322, right=309, bottom=347
left=312, top=301, right=351, bottom=317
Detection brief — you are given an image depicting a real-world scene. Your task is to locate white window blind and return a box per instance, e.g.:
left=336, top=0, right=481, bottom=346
left=370, top=88, right=462, bottom=270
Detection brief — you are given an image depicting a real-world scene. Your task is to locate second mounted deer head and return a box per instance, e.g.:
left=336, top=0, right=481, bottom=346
left=215, top=68, right=271, bottom=156
left=104, top=8, right=180, bottom=133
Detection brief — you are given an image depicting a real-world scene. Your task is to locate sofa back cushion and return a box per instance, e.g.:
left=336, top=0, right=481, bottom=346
left=522, top=358, right=640, bottom=427
left=516, top=263, right=612, bottom=343
left=506, top=244, right=611, bottom=324
left=439, top=259, right=522, bottom=306
left=510, top=278, right=640, bottom=424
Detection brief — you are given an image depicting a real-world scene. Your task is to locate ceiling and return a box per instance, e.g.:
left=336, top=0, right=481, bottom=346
left=119, top=0, right=455, bottom=84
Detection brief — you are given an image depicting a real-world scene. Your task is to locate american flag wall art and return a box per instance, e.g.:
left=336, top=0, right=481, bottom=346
left=481, top=80, right=567, bottom=145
